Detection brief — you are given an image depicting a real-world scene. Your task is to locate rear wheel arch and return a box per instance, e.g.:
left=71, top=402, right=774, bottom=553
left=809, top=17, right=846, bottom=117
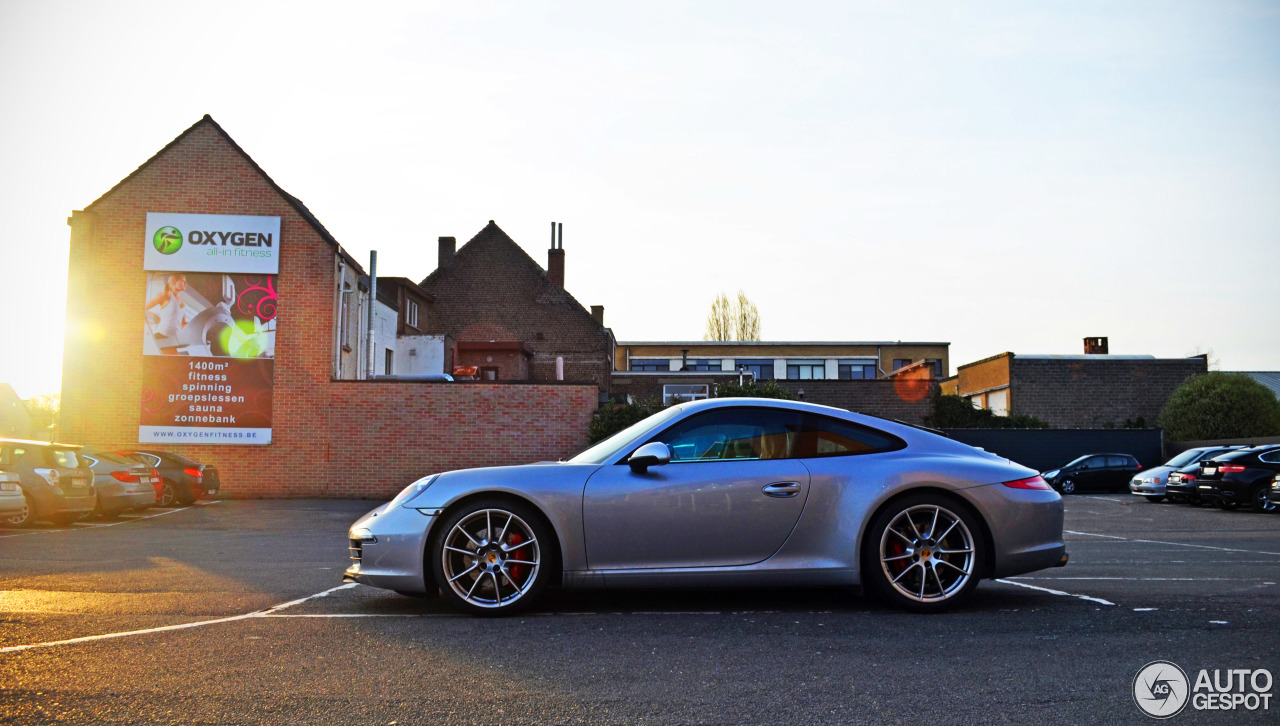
left=860, top=486, right=996, bottom=580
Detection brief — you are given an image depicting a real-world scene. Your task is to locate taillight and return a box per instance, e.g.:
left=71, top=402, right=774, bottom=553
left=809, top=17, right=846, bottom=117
left=1184, top=474, right=1196, bottom=482
left=110, top=471, right=139, bottom=482
left=1003, top=475, right=1052, bottom=490
left=1219, top=464, right=1246, bottom=474
left=183, top=468, right=203, bottom=478
left=151, top=468, right=160, bottom=482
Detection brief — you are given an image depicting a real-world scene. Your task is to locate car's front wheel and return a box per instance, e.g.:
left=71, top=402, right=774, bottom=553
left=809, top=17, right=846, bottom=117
left=1059, top=479, right=1076, bottom=495
left=863, top=493, right=985, bottom=613
left=1252, top=485, right=1276, bottom=513
left=431, top=498, right=551, bottom=616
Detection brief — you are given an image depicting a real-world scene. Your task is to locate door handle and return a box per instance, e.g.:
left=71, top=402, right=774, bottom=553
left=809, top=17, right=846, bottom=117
left=762, top=482, right=801, bottom=498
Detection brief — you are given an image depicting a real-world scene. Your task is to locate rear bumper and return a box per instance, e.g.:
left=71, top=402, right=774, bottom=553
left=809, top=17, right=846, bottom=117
left=96, top=483, right=157, bottom=512
left=30, top=488, right=95, bottom=518
left=966, top=483, right=1067, bottom=578
left=1165, top=482, right=1199, bottom=497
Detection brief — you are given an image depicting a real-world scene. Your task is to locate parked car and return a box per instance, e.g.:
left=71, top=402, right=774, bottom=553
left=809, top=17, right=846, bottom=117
left=0, top=471, right=25, bottom=519
left=1130, top=446, right=1246, bottom=503
left=1042, top=453, right=1143, bottom=494
left=128, top=450, right=221, bottom=506
left=0, top=439, right=97, bottom=527
left=77, top=447, right=159, bottom=518
left=345, top=398, right=1067, bottom=615
left=1164, top=446, right=1249, bottom=505
left=1269, top=474, right=1280, bottom=508
left=1194, top=445, right=1280, bottom=511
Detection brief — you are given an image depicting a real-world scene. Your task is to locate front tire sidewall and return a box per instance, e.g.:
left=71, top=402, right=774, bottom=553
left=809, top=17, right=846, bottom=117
left=862, top=493, right=986, bottom=613
left=1059, top=480, right=1076, bottom=495
left=5, top=492, right=36, bottom=528
left=430, top=497, right=553, bottom=617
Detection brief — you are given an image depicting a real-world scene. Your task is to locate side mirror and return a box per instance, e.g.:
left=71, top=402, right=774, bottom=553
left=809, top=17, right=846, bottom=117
left=628, top=442, right=672, bottom=473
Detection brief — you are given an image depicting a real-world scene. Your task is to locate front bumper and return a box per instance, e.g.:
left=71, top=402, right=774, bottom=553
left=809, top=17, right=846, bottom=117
left=1128, top=479, right=1166, bottom=497
left=342, top=503, right=437, bottom=594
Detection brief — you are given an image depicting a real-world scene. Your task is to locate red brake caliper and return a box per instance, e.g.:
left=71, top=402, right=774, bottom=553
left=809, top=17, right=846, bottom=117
left=888, top=540, right=907, bottom=575
left=507, top=531, right=525, bottom=584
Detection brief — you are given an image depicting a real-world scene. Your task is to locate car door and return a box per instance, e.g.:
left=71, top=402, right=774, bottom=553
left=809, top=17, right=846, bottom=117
left=1076, top=456, right=1106, bottom=490
left=1105, top=456, right=1134, bottom=490
left=582, top=406, right=811, bottom=570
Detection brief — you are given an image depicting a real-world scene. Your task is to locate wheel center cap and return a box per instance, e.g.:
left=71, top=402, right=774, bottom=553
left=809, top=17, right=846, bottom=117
left=487, top=552, right=499, bottom=564
left=920, top=547, right=932, bottom=560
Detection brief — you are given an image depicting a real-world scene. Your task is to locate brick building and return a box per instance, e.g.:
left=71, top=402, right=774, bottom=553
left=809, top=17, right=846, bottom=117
left=941, top=344, right=1207, bottom=428
left=418, top=223, right=615, bottom=390
left=58, top=116, right=597, bottom=498
left=0, top=384, right=34, bottom=439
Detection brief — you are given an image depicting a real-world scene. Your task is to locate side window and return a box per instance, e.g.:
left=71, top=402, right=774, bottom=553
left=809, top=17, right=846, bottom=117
left=651, top=408, right=800, bottom=463
left=793, top=414, right=905, bottom=458
left=1106, top=456, right=1129, bottom=468
left=1259, top=449, right=1280, bottom=464
left=1081, top=457, right=1103, bottom=470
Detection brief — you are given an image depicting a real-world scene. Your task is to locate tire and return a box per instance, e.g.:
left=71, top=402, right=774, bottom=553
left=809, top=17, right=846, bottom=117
left=1059, top=479, right=1076, bottom=495
left=1186, top=495, right=1202, bottom=507
left=1252, top=485, right=1276, bottom=513
left=863, top=492, right=986, bottom=613
left=430, top=497, right=553, bottom=616
left=1215, top=499, right=1239, bottom=511
left=1144, top=496, right=1165, bottom=504
left=159, top=480, right=177, bottom=507
left=5, top=492, right=36, bottom=528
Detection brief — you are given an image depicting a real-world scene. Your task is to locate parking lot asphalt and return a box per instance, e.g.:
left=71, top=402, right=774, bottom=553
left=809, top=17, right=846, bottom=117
left=1, top=496, right=1277, bottom=725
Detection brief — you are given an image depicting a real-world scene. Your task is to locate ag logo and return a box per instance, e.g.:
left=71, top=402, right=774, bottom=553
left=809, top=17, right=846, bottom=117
left=1134, top=660, right=1190, bottom=718
left=153, top=226, right=183, bottom=254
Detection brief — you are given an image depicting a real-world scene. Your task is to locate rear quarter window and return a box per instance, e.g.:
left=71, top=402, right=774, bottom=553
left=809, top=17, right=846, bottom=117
left=793, top=414, right=905, bottom=458
left=45, top=449, right=82, bottom=469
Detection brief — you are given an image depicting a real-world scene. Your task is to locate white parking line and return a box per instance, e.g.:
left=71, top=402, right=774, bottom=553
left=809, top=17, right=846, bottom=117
left=1064, top=529, right=1280, bottom=556
left=0, top=502, right=220, bottom=539
left=0, top=583, right=355, bottom=654
left=994, top=578, right=1116, bottom=606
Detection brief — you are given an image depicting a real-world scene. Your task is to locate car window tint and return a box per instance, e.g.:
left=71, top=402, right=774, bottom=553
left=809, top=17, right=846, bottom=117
left=1080, top=457, right=1101, bottom=469
left=793, top=413, right=904, bottom=458
left=1106, top=456, right=1129, bottom=468
left=1259, top=449, right=1280, bottom=464
left=652, top=408, right=801, bottom=462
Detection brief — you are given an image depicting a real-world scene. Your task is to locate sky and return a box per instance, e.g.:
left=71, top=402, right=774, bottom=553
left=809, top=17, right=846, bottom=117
left=1, top=0, right=1277, bottom=398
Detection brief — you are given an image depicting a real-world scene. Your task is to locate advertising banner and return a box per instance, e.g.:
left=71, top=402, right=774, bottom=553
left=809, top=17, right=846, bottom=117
left=140, top=213, right=280, bottom=444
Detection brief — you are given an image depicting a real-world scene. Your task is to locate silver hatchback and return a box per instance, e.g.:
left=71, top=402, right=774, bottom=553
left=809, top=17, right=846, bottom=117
left=346, top=398, right=1067, bottom=614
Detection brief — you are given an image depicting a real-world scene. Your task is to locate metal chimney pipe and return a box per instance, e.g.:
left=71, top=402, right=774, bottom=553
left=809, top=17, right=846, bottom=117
left=367, top=250, right=377, bottom=378
left=557, top=222, right=563, bottom=249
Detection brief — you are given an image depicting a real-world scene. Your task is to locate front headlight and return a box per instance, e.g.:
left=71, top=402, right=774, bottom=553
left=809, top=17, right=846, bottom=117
left=387, top=474, right=439, bottom=508
left=1043, top=469, right=1060, bottom=480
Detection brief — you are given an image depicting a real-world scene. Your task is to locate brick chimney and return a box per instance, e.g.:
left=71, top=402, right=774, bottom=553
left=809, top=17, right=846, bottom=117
left=1084, top=336, right=1109, bottom=355
left=438, top=236, right=456, bottom=269
left=590, top=305, right=604, bottom=325
left=548, top=247, right=565, bottom=287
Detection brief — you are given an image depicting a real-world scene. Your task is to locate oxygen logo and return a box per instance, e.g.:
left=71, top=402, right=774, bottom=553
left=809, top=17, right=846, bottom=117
left=153, top=226, right=183, bottom=254
left=1134, top=661, right=1190, bottom=719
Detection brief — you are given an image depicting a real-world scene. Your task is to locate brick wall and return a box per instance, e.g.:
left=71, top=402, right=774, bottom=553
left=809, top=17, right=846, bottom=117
left=59, top=117, right=600, bottom=499
left=327, top=381, right=596, bottom=498
left=1010, top=358, right=1207, bottom=429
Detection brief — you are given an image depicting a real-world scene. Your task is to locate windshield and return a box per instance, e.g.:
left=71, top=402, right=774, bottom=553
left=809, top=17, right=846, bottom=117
left=568, top=405, right=687, bottom=465
left=1164, top=449, right=1204, bottom=468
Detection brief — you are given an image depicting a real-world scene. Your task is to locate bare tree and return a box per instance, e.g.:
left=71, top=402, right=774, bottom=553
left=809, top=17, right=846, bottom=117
left=703, top=291, right=762, bottom=341
left=704, top=292, right=734, bottom=341
left=735, top=290, right=761, bottom=341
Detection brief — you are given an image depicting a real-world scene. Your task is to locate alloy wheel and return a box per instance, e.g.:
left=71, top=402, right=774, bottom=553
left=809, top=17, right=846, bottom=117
left=1060, top=480, right=1076, bottom=494
left=879, top=504, right=976, bottom=604
left=1255, top=487, right=1276, bottom=513
left=440, top=508, right=541, bottom=610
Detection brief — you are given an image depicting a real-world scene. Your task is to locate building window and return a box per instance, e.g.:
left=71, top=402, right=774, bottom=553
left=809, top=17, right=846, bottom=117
left=481, top=367, right=498, bottom=381
left=631, top=360, right=671, bottom=372
left=340, top=290, right=350, bottom=348
left=787, top=361, right=825, bottom=380
left=734, top=359, right=774, bottom=380
left=986, top=389, right=1008, bottom=417
left=893, top=359, right=911, bottom=371
left=384, top=349, right=393, bottom=375
left=406, top=299, right=419, bottom=329
left=683, top=359, right=721, bottom=372
left=925, top=359, right=943, bottom=377
left=663, top=384, right=710, bottom=404
left=838, top=361, right=877, bottom=379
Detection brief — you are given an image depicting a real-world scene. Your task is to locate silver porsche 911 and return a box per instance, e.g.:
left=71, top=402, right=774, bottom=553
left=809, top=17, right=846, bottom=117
left=345, top=398, right=1066, bottom=614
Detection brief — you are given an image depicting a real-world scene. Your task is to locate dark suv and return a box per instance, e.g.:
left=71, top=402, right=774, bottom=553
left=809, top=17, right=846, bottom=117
left=1042, top=453, right=1143, bottom=494
left=0, top=439, right=97, bottom=527
left=1195, top=446, right=1280, bottom=511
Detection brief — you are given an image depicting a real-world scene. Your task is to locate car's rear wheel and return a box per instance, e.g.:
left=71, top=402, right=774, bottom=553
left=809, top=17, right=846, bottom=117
left=1252, top=485, right=1276, bottom=513
left=159, top=481, right=177, bottom=507
left=864, top=493, right=985, bottom=613
left=431, top=498, right=551, bottom=616
left=5, top=492, right=36, bottom=528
